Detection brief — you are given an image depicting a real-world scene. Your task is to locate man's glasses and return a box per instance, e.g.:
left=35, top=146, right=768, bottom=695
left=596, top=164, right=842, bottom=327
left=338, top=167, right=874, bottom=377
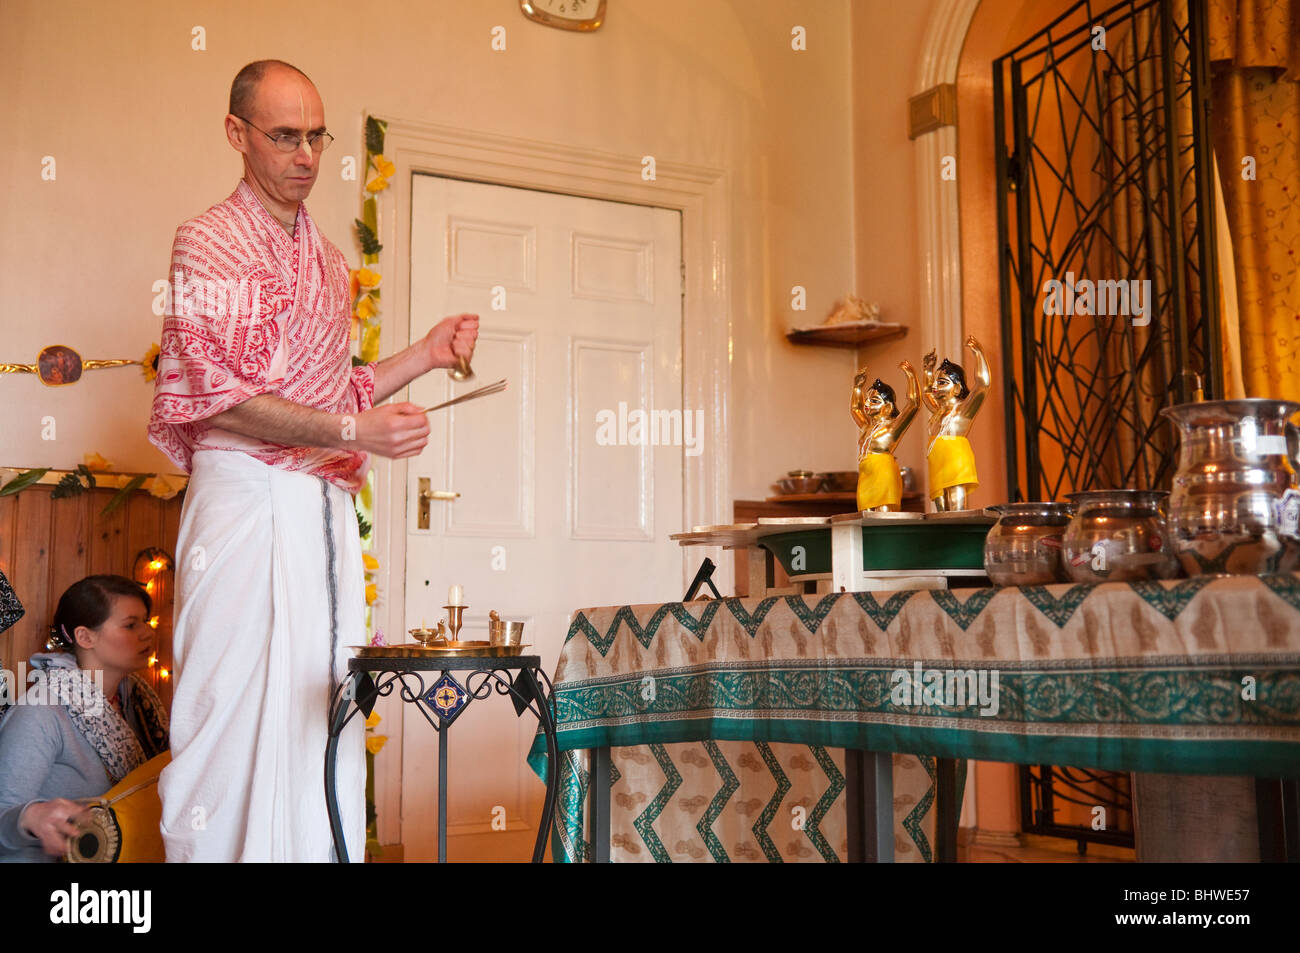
left=236, top=116, right=334, bottom=153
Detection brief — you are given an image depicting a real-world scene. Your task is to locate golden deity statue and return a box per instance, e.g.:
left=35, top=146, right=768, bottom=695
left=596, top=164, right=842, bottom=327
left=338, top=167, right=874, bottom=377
left=922, top=335, right=991, bottom=512
left=851, top=361, right=919, bottom=512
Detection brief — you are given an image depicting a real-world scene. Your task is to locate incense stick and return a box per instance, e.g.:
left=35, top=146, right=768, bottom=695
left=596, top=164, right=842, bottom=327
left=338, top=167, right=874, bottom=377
left=422, top=378, right=508, bottom=414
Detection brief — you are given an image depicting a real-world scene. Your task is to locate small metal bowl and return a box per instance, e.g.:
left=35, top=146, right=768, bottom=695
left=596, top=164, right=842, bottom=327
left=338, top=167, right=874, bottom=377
left=776, top=475, right=826, bottom=494
left=1062, top=489, right=1178, bottom=582
left=984, top=502, right=1073, bottom=585
left=817, top=471, right=858, bottom=493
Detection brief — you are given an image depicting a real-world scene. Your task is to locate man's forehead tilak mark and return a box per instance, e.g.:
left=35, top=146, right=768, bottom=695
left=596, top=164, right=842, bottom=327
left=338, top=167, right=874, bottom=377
left=267, top=88, right=325, bottom=135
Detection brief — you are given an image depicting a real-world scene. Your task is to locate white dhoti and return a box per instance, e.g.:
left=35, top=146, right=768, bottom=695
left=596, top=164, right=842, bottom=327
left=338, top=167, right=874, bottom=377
left=159, top=449, right=367, bottom=862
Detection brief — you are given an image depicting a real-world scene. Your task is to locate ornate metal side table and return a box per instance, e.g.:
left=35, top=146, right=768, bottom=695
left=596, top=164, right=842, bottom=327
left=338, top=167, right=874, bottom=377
left=325, top=652, right=560, bottom=862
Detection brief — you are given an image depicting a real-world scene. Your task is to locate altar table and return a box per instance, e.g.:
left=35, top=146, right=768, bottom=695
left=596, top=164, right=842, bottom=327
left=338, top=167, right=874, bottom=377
left=528, top=572, right=1300, bottom=862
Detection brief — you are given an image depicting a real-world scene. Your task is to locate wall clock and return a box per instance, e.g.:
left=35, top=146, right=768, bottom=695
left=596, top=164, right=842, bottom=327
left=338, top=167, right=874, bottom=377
left=519, top=0, right=606, bottom=32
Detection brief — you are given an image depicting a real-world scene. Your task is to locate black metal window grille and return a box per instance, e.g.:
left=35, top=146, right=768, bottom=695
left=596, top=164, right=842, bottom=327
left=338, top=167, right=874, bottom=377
left=994, top=0, right=1220, bottom=503
left=993, top=0, right=1220, bottom=852
left=1019, top=765, right=1136, bottom=852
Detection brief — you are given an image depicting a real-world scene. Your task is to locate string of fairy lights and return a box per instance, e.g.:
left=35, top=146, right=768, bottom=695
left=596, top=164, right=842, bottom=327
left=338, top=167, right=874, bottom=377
left=133, top=547, right=174, bottom=687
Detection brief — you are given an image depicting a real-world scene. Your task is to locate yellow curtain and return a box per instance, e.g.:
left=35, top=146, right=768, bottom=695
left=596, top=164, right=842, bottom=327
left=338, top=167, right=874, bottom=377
left=1209, top=0, right=1300, bottom=400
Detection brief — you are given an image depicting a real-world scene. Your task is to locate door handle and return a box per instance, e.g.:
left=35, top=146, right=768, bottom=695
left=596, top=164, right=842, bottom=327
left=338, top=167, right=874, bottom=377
left=418, top=477, right=460, bottom=529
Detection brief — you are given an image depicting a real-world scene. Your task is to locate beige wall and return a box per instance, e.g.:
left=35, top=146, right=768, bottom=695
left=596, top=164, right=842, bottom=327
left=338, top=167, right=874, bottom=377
left=849, top=0, right=940, bottom=485
left=0, top=0, right=929, bottom=505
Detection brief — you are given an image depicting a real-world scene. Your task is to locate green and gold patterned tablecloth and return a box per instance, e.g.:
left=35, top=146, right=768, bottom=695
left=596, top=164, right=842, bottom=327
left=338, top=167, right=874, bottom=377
left=529, top=573, right=1300, bottom=862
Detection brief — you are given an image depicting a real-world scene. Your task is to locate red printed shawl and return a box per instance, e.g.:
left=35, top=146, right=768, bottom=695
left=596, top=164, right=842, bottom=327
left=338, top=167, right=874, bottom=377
left=148, top=180, right=376, bottom=493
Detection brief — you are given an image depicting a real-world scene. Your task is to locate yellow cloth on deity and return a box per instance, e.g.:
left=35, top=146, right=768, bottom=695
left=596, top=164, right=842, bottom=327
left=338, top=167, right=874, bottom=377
left=857, top=452, right=902, bottom=510
left=928, top=435, right=979, bottom=494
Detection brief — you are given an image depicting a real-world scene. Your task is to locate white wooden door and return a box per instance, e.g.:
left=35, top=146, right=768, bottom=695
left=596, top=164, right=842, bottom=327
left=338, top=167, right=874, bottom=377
left=402, top=174, right=684, bottom=861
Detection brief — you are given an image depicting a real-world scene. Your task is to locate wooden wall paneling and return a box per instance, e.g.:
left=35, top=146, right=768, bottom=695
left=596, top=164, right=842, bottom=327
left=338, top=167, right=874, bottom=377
left=49, top=491, right=92, bottom=631
left=91, top=486, right=130, bottom=576
left=0, top=483, right=184, bottom=705
left=0, top=493, right=16, bottom=575
left=11, top=490, right=53, bottom=670
left=161, top=502, right=181, bottom=563
left=151, top=576, right=175, bottom=709
left=123, top=493, right=163, bottom=574
left=125, top=492, right=165, bottom=706
left=0, top=492, right=19, bottom=676
left=156, top=497, right=182, bottom=709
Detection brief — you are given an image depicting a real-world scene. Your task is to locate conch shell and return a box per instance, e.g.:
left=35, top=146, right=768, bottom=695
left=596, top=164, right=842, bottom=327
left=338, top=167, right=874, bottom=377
left=824, top=294, right=881, bottom=326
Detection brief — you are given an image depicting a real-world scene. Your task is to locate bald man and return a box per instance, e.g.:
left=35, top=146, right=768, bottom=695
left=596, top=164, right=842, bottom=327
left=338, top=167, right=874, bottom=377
left=148, top=60, right=478, bottom=861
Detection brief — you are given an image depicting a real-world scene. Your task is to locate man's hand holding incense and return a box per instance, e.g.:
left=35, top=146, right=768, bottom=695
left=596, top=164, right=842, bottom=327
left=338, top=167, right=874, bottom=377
left=352, top=403, right=430, bottom=459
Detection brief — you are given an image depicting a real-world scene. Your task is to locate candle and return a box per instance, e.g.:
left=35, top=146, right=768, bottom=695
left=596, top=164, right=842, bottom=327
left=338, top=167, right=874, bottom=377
left=448, top=584, right=464, bottom=606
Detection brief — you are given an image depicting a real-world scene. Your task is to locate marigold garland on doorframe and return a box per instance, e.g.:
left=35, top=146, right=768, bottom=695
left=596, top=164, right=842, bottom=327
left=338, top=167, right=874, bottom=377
left=352, top=115, right=391, bottom=636
left=352, top=115, right=396, bottom=860
left=352, top=115, right=390, bottom=366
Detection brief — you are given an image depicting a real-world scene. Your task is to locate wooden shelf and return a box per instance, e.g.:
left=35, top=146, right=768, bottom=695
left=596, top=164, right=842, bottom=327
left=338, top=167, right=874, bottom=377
left=785, top=322, right=907, bottom=349
left=764, top=491, right=857, bottom=503
left=760, top=491, right=925, bottom=505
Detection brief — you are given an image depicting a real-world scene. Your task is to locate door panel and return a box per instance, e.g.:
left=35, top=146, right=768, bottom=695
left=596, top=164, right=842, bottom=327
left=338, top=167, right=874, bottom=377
left=444, top=330, right=535, bottom=537
left=572, top=339, right=653, bottom=540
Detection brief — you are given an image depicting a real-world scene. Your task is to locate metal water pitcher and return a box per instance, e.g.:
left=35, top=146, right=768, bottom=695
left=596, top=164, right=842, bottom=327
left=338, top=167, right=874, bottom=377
left=1161, top=398, right=1300, bottom=575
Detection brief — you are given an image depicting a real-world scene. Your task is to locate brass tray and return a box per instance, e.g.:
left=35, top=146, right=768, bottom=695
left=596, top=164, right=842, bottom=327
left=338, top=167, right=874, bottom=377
left=351, top=642, right=531, bottom=658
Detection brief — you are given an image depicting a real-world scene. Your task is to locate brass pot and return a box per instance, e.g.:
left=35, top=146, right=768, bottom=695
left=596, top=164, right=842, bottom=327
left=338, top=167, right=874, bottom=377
left=1162, top=399, right=1300, bottom=575
left=1062, top=490, right=1178, bottom=583
left=488, top=619, right=526, bottom=646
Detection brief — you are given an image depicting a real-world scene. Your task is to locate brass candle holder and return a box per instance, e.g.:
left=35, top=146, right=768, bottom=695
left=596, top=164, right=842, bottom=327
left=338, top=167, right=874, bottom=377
left=443, top=604, right=467, bottom=641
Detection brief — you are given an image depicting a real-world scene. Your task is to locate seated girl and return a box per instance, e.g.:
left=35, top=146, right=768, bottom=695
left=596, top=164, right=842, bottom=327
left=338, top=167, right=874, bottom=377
left=0, top=574, right=169, bottom=861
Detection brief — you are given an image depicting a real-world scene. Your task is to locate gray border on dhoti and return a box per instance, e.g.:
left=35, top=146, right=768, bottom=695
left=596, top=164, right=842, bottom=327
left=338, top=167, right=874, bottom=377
left=321, top=478, right=340, bottom=690
left=321, top=478, right=342, bottom=863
